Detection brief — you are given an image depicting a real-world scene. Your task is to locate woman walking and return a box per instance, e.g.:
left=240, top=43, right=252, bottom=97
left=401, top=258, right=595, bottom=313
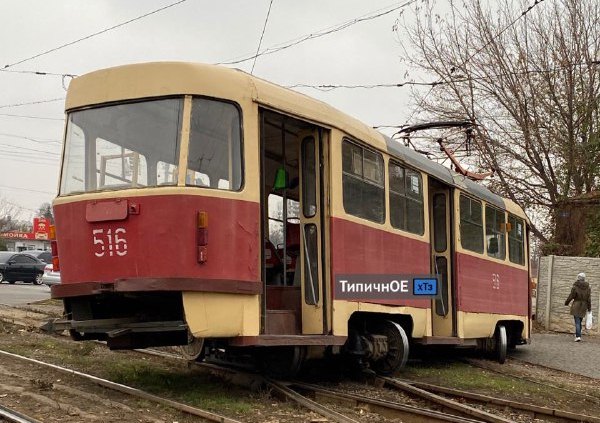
left=564, top=272, right=592, bottom=342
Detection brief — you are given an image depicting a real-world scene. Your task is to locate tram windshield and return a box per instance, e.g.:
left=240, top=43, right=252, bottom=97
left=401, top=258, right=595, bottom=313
left=60, top=98, right=183, bottom=195
left=60, top=96, right=243, bottom=195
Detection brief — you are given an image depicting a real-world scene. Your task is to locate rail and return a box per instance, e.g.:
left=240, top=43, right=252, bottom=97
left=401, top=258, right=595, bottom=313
left=0, top=404, right=42, bottom=423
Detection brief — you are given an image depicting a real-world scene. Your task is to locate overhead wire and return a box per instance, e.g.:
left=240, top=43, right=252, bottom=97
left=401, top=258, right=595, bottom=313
left=251, top=0, right=275, bottom=75
left=0, top=132, right=62, bottom=145
left=0, top=112, right=63, bottom=121
left=216, top=0, right=416, bottom=66
left=3, top=0, right=189, bottom=70
left=0, top=143, right=60, bottom=156
left=401, top=0, right=548, bottom=126
left=0, top=184, right=56, bottom=195
left=0, top=98, right=64, bottom=109
left=0, top=68, right=77, bottom=77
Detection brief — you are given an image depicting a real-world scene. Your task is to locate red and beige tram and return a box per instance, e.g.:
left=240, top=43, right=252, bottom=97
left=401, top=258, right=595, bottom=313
left=50, top=62, right=530, bottom=375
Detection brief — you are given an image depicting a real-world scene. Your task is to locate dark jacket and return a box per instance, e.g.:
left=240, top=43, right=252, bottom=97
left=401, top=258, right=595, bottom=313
left=565, top=279, right=592, bottom=318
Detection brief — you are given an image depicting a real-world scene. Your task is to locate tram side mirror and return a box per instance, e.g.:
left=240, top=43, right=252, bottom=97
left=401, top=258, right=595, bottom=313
left=273, top=167, right=288, bottom=191
left=488, top=237, right=499, bottom=254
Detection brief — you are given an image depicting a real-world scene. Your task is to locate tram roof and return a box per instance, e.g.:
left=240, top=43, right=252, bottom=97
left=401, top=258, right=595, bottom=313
left=66, top=61, right=527, bottom=220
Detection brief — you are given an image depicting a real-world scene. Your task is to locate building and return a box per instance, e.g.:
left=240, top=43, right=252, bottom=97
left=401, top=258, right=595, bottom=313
left=0, top=217, right=51, bottom=252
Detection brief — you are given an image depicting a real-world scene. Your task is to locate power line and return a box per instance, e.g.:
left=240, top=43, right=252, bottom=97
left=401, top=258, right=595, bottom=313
left=0, top=153, right=59, bottom=167
left=0, top=143, right=60, bottom=156
left=0, top=68, right=77, bottom=77
left=0, top=98, right=64, bottom=109
left=287, top=81, right=441, bottom=91
left=3, top=0, right=188, bottom=70
left=402, top=0, right=547, bottom=124
left=0, top=132, right=62, bottom=145
left=1, top=200, right=39, bottom=214
left=217, top=0, right=416, bottom=66
left=288, top=59, right=600, bottom=91
left=0, top=112, right=63, bottom=121
left=0, top=184, right=56, bottom=195
left=251, top=0, right=275, bottom=75
left=452, top=0, right=547, bottom=76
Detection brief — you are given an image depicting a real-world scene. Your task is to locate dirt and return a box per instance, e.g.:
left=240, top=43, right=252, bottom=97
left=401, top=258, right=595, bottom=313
left=0, top=316, right=327, bottom=422
left=2, top=302, right=600, bottom=422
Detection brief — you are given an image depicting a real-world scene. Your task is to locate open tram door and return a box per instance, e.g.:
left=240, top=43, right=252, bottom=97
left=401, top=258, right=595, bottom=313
left=260, top=110, right=329, bottom=338
left=428, top=177, right=457, bottom=338
left=298, top=128, right=328, bottom=334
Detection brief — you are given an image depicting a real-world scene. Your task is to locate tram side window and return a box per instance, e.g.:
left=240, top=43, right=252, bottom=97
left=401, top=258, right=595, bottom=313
left=508, top=214, right=525, bottom=265
left=485, top=206, right=506, bottom=260
left=389, top=161, right=424, bottom=235
left=342, top=140, right=385, bottom=223
left=61, top=122, right=85, bottom=194
left=187, top=98, right=242, bottom=191
left=459, top=195, right=484, bottom=253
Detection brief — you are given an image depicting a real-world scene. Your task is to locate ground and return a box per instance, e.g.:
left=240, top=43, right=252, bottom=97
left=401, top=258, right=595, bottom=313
left=1, top=298, right=600, bottom=422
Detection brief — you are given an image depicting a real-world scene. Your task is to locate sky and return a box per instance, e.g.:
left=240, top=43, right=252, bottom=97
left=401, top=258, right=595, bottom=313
left=0, top=0, right=432, bottom=222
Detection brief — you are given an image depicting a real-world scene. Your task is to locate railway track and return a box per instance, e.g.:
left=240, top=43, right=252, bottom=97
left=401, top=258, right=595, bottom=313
left=0, top=349, right=241, bottom=423
left=377, top=376, right=600, bottom=423
left=0, top=403, right=42, bottom=423
left=4, top=307, right=600, bottom=423
left=182, top=358, right=489, bottom=423
left=395, top=379, right=600, bottom=423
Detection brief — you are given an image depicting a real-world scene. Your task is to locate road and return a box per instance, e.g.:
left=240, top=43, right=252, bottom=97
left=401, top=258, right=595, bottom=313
left=0, top=281, right=51, bottom=305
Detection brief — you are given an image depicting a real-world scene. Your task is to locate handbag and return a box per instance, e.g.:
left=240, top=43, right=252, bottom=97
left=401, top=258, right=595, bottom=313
left=585, top=311, right=593, bottom=330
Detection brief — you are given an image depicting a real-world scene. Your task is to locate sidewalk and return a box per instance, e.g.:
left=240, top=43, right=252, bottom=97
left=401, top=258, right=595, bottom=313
left=510, top=333, right=600, bottom=379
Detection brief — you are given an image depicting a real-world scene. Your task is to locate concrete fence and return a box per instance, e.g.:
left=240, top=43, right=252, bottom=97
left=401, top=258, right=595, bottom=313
left=536, top=255, right=600, bottom=334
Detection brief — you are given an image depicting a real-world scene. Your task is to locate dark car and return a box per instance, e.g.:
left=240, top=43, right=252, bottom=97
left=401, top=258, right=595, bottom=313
left=24, top=250, right=52, bottom=264
left=0, top=252, right=46, bottom=285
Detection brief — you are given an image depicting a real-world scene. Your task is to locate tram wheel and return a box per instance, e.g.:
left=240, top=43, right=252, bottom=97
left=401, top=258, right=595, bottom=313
left=371, top=320, right=409, bottom=375
left=495, top=325, right=508, bottom=364
left=177, top=335, right=205, bottom=361
left=256, top=346, right=305, bottom=379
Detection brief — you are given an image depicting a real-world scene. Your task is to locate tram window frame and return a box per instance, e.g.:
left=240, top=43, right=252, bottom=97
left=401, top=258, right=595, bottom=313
left=459, top=194, right=484, bottom=253
left=485, top=205, right=506, bottom=260
left=186, top=96, right=244, bottom=192
left=508, top=214, right=526, bottom=265
left=341, top=139, right=385, bottom=224
left=388, top=161, right=424, bottom=235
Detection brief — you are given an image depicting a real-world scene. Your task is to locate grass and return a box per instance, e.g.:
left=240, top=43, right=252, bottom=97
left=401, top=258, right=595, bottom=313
left=104, top=362, right=254, bottom=413
left=0, top=329, right=255, bottom=415
left=401, top=359, right=559, bottom=402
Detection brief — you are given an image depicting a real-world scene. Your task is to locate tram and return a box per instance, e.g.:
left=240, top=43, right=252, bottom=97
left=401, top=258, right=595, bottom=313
left=50, top=62, right=530, bottom=375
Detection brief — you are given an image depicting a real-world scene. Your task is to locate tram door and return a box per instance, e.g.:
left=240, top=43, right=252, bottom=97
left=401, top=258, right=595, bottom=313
left=429, top=178, right=456, bottom=337
left=299, top=130, right=327, bottom=334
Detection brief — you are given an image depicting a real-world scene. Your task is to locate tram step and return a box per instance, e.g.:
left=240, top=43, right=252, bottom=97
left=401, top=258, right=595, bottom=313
left=265, top=309, right=299, bottom=335
left=413, top=336, right=478, bottom=346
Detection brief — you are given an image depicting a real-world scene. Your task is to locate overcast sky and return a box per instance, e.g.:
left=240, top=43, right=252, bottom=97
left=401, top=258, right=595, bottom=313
left=0, top=0, right=431, bottom=222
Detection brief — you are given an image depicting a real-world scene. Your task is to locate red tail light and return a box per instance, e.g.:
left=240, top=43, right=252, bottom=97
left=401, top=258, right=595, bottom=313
left=52, top=255, right=60, bottom=272
left=49, top=224, right=60, bottom=271
left=197, top=211, right=208, bottom=264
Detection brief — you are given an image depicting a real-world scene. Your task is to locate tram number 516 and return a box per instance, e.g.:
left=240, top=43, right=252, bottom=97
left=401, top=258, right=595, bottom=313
left=92, top=228, right=127, bottom=257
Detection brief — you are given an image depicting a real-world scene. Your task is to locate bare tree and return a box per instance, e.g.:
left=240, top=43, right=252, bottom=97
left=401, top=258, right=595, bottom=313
left=398, top=0, right=600, bottom=241
left=0, top=198, right=21, bottom=234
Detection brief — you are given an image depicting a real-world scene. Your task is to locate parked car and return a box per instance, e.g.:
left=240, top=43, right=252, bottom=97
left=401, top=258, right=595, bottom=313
left=41, top=263, right=61, bottom=286
left=0, top=252, right=46, bottom=285
left=23, top=250, right=52, bottom=265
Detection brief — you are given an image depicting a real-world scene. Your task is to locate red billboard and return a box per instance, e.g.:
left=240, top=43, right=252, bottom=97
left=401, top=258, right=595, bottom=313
left=34, top=217, right=50, bottom=240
